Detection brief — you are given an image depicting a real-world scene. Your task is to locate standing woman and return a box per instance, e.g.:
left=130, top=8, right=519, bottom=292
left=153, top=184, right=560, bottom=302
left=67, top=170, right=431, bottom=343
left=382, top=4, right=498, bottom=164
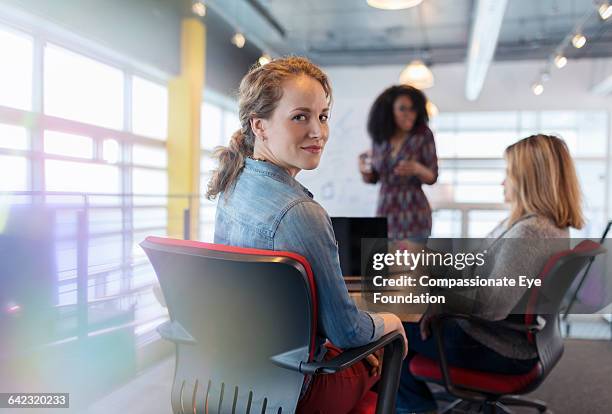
left=359, top=85, right=438, bottom=244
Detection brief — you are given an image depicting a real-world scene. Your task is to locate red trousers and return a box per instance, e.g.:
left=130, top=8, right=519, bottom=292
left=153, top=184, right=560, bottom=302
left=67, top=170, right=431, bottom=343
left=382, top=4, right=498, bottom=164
left=296, top=343, right=380, bottom=414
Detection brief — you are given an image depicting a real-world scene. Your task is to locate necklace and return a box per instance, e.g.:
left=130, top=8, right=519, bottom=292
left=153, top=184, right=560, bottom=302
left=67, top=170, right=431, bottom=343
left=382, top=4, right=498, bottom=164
left=248, top=155, right=268, bottom=162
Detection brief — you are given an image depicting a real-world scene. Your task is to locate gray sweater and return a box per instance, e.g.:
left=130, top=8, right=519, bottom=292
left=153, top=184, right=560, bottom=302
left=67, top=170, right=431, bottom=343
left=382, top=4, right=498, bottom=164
left=450, top=214, right=569, bottom=359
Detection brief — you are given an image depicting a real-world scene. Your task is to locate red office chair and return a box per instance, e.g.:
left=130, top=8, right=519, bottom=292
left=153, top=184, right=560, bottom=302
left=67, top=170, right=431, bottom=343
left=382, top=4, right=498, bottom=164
left=141, top=236, right=405, bottom=414
left=408, top=240, right=605, bottom=413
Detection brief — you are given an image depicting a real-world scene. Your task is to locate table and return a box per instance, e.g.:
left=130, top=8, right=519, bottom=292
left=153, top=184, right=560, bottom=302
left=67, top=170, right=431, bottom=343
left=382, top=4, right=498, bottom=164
left=346, top=276, right=423, bottom=323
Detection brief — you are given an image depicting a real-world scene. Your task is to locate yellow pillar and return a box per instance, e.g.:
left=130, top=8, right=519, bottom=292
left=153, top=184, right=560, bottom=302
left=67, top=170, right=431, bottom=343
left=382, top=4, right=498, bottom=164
left=167, top=18, right=205, bottom=238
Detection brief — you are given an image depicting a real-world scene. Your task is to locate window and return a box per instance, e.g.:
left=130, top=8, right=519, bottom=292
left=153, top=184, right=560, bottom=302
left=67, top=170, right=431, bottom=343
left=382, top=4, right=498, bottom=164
left=133, top=207, right=167, bottom=230
left=431, top=210, right=462, bottom=238
left=89, top=208, right=122, bottom=234
left=44, top=130, right=93, bottom=159
left=434, top=131, right=456, bottom=158
left=102, top=139, right=120, bottom=163
left=0, top=27, right=32, bottom=110
left=455, top=111, right=518, bottom=130
left=88, top=234, right=123, bottom=272
left=132, top=144, right=167, bottom=168
left=200, top=154, right=217, bottom=175
left=132, top=76, right=168, bottom=140
left=223, top=111, right=240, bottom=143
left=467, top=210, right=507, bottom=237
left=201, top=102, right=223, bottom=150
left=199, top=97, right=238, bottom=242
left=133, top=168, right=167, bottom=195
left=454, top=131, right=517, bottom=158
left=430, top=110, right=608, bottom=238
left=44, top=44, right=124, bottom=129
left=0, top=123, right=28, bottom=150
left=0, top=155, right=28, bottom=191
left=45, top=160, right=120, bottom=193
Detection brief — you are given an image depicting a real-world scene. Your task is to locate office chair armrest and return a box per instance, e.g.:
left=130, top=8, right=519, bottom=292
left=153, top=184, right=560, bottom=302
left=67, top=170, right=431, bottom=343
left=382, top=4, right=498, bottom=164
left=156, top=320, right=196, bottom=345
left=301, top=331, right=406, bottom=414
left=300, top=331, right=405, bottom=375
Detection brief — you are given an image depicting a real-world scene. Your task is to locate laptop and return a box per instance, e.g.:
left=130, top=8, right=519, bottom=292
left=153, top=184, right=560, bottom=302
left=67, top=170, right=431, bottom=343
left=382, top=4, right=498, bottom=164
left=331, top=217, right=388, bottom=290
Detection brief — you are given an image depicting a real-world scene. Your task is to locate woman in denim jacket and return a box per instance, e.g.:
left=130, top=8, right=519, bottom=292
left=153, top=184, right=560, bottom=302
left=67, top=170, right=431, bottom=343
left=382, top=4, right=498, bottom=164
left=206, top=56, right=407, bottom=413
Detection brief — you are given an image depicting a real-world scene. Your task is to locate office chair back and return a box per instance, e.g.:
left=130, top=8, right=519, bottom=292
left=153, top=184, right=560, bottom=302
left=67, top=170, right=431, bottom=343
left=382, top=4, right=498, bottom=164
left=408, top=240, right=606, bottom=413
left=141, top=236, right=318, bottom=414
left=523, top=240, right=605, bottom=389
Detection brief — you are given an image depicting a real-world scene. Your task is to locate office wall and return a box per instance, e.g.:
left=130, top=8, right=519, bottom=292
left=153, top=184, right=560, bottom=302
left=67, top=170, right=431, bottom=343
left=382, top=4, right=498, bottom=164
left=298, top=58, right=612, bottom=219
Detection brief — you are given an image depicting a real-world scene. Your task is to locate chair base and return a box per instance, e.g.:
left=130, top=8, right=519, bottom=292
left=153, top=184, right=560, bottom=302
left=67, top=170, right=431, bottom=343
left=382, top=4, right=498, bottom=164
left=499, top=395, right=548, bottom=413
left=439, top=396, right=548, bottom=414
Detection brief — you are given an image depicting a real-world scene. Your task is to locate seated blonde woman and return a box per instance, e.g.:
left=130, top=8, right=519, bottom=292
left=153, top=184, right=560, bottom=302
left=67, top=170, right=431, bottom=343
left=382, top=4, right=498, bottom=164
left=396, top=134, right=584, bottom=414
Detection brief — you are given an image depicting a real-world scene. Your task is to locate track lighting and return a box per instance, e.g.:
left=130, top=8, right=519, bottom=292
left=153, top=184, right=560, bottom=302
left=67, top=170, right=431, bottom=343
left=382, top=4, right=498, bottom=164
left=532, top=82, right=544, bottom=96
left=571, top=33, right=586, bottom=48
left=192, top=1, right=206, bottom=17
left=554, top=54, right=567, bottom=68
left=231, top=32, right=246, bottom=48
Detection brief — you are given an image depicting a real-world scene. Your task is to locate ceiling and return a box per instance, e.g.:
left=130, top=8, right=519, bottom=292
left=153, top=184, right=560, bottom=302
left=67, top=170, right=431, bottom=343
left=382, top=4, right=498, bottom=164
left=206, top=0, right=612, bottom=66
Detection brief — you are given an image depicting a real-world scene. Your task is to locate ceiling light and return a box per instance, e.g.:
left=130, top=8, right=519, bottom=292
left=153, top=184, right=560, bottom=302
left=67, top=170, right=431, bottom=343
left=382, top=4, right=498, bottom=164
left=532, top=82, right=544, bottom=96
left=599, top=2, right=612, bottom=20
left=366, top=0, right=423, bottom=10
left=554, top=54, right=567, bottom=68
left=231, top=32, right=246, bottom=48
left=399, top=59, right=434, bottom=89
left=571, top=33, right=586, bottom=48
left=192, top=1, right=206, bottom=17
left=258, top=53, right=272, bottom=66
left=426, top=101, right=439, bottom=117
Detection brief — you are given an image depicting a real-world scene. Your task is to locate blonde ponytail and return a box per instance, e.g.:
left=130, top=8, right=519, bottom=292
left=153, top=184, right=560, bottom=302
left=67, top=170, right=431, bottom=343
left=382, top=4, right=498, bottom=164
left=206, top=129, right=254, bottom=200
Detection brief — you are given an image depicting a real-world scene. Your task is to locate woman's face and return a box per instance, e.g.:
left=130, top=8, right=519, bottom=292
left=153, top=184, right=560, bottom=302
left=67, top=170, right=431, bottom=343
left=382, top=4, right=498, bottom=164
left=393, top=95, right=417, bottom=133
left=253, top=75, right=330, bottom=177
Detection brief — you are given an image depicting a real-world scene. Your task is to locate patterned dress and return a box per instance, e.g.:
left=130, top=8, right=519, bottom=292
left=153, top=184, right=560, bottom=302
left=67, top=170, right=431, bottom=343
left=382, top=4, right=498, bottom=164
left=370, top=125, right=438, bottom=241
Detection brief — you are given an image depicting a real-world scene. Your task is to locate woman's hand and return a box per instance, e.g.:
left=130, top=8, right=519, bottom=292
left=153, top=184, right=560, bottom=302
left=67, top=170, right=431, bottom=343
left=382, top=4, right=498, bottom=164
left=394, top=159, right=437, bottom=184
left=359, top=150, right=378, bottom=183
left=380, top=312, right=408, bottom=358
left=364, top=349, right=384, bottom=376
left=358, top=150, right=373, bottom=174
left=394, top=159, right=423, bottom=177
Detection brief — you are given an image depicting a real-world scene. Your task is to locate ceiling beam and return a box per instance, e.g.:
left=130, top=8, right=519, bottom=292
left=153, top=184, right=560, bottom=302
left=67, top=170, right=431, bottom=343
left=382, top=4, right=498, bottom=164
left=592, top=74, right=612, bottom=96
left=244, top=0, right=286, bottom=39
left=205, top=0, right=278, bottom=56
left=465, top=0, right=508, bottom=101
left=591, top=58, right=612, bottom=96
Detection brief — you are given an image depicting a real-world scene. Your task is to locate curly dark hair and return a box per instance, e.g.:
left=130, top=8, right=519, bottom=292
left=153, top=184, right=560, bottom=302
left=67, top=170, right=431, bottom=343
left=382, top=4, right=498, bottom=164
left=367, top=85, right=429, bottom=144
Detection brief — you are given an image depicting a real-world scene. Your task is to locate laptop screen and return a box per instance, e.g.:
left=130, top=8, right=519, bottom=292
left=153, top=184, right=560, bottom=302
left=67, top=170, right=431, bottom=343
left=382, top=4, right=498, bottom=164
left=331, top=217, right=388, bottom=276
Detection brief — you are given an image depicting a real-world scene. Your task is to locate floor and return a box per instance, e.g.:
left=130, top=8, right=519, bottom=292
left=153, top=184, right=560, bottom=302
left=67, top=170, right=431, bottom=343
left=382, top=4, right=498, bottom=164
left=82, top=320, right=612, bottom=414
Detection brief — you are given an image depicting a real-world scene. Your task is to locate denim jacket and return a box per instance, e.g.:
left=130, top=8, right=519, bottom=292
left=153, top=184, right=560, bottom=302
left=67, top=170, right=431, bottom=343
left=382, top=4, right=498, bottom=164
left=214, top=158, right=384, bottom=352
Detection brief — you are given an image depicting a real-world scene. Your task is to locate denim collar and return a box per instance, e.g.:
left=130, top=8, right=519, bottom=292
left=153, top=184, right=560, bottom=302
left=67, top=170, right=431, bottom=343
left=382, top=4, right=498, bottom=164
left=243, top=158, right=313, bottom=198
